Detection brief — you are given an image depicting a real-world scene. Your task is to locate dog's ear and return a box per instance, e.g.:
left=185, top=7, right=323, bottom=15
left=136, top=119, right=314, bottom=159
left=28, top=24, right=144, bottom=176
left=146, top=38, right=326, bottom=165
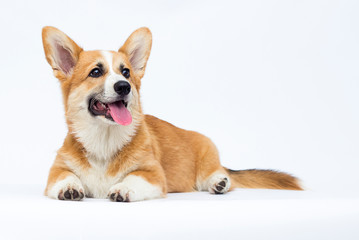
left=42, top=26, right=83, bottom=80
left=119, top=27, right=152, bottom=79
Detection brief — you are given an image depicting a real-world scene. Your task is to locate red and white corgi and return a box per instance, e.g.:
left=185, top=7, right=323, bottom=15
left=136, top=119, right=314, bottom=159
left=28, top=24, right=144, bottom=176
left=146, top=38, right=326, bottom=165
left=42, top=26, right=302, bottom=202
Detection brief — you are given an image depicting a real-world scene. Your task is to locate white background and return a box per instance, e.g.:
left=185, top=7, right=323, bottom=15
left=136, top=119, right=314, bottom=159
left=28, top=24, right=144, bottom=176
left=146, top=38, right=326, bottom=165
left=0, top=1, right=358, bottom=239
left=1, top=0, right=358, bottom=193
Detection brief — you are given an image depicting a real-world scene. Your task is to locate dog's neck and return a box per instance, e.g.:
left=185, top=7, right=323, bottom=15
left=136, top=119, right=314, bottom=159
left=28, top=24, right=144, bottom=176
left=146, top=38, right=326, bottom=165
left=70, top=117, right=141, bottom=162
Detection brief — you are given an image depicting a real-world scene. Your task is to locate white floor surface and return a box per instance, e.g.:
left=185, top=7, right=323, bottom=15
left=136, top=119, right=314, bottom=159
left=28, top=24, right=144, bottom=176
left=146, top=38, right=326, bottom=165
left=0, top=185, right=358, bottom=240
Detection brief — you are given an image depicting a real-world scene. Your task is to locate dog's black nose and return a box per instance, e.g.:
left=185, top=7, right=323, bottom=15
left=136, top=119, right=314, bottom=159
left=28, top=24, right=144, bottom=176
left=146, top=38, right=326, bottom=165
left=114, top=81, right=131, bottom=96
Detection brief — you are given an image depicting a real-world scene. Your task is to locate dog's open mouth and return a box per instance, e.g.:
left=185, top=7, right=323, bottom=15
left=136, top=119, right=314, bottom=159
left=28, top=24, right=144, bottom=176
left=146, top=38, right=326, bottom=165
left=89, top=98, right=132, bottom=126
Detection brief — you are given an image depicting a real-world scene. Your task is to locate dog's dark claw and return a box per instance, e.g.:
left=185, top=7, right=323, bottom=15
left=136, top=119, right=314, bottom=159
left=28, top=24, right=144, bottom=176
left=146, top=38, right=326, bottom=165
left=64, top=190, right=71, bottom=199
left=116, top=194, right=124, bottom=202
left=110, top=193, right=116, bottom=201
left=72, top=190, right=79, bottom=199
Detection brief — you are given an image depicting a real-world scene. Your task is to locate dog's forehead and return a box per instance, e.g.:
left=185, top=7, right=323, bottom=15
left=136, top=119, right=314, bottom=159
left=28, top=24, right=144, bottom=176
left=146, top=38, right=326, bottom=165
left=101, top=51, right=128, bottom=73
left=78, top=50, right=128, bottom=69
left=100, top=51, right=128, bottom=69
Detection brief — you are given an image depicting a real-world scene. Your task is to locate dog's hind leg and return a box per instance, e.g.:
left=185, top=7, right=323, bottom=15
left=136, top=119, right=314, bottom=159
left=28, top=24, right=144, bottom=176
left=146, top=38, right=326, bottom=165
left=194, top=136, right=231, bottom=194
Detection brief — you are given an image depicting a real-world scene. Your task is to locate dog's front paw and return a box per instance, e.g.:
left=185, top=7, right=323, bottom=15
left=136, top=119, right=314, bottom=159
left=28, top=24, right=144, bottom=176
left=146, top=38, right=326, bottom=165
left=208, top=174, right=231, bottom=194
left=108, top=183, right=133, bottom=202
left=48, top=176, right=85, bottom=201
left=108, top=175, right=163, bottom=202
left=58, top=187, right=84, bottom=201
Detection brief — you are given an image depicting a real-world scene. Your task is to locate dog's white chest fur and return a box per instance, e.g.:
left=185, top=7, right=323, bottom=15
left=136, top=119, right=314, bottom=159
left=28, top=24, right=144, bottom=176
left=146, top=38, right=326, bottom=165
left=84, top=161, right=117, bottom=198
left=66, top=157, right=123, bottom=198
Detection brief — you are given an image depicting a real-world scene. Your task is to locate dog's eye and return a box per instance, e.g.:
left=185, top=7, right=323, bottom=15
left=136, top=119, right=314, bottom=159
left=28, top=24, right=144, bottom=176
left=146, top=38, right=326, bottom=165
left=89, top=68, right=103, bottom=78
left=121, top=68, right=130, bottom=78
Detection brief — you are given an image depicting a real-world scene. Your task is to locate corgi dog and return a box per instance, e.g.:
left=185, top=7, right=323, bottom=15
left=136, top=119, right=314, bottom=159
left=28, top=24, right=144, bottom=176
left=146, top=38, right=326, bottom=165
left=42, top=26, right=302, bottom=202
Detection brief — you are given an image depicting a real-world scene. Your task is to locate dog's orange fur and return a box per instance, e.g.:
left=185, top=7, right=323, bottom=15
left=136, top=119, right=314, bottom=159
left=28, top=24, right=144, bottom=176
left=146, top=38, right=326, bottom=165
left=42, top=26, right=302, bottom=201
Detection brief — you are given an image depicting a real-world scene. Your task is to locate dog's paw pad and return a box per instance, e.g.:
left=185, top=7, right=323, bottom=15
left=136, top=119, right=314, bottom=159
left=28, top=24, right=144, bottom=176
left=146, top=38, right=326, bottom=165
left=58, top=188, right=84, bottom=201
left=108, top=183, right=133, bottom=202
left=109, top=191, right=130, bottom=202
left=48, top=176, right=85, bottom=201
left=208, top=175, right=230, bottom=194
left=214, top=180, right=227, bottom=193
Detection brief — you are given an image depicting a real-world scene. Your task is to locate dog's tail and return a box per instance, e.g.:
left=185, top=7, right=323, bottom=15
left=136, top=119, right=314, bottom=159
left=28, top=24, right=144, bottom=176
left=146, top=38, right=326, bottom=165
left=225, top=168, right=303, bottom=190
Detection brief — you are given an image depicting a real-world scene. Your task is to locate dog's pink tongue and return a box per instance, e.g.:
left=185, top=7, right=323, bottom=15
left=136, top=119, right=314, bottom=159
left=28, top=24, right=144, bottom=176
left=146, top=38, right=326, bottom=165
left=108, top=101, right=132, bottom=126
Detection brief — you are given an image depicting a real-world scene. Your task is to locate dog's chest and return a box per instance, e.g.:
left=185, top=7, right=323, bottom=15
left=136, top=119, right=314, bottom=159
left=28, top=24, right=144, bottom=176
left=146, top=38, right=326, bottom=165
left=73, top=159, right=125, bottom=199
